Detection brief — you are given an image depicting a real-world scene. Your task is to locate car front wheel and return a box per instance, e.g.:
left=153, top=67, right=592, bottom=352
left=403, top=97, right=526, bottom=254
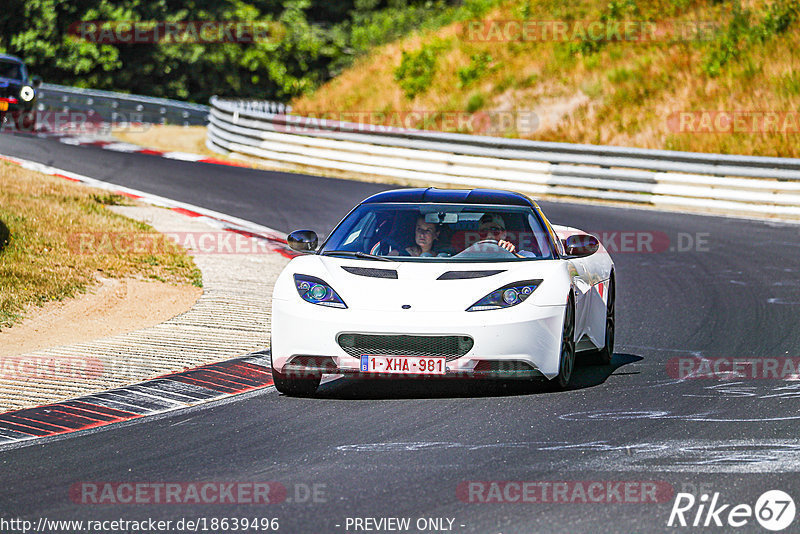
left=551, top=297, right=575, bottom=390
left=271, top=357, right=321, bottom=397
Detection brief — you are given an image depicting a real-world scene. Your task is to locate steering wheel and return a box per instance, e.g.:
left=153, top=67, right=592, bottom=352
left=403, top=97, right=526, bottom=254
left=456, top=238, right=521, bottom=258
left=370, top=239, right=410, bottom=256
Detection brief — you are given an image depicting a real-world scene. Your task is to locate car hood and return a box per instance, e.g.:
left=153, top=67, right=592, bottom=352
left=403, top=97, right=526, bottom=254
left=275, top=255, right=570, bottom=311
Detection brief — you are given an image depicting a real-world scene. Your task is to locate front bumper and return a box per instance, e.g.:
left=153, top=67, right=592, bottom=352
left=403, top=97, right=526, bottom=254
left=271, top=297, right=565, bottom=380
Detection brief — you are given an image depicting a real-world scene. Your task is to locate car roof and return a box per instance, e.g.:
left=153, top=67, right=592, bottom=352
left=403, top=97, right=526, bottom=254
left=0, top=54, right=23, bottom=64
left=361, top=188, right=538, bottom=208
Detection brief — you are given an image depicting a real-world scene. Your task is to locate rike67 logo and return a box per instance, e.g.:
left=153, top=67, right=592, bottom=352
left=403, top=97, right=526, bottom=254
left=668, top=490, right=796, bottom=531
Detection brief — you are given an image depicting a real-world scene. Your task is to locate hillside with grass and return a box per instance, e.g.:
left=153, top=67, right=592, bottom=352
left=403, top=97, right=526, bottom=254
left=292, top=0, right=800, bottom=158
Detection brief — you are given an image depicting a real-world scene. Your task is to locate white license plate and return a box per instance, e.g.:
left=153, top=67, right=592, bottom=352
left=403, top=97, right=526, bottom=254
left=360, top=355, right=446, bottom=375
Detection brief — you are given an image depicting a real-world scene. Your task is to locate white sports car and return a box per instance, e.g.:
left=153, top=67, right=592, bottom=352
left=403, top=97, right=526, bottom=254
left=270, top=188, right=615, bottom=396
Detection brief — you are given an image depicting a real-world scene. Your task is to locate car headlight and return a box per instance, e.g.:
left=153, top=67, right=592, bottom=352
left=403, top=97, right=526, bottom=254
left=467, top=279, right=542, bottom=311
left=19, top=86, right=35, bottom=102
left=294, top=274, right=347, bottom=308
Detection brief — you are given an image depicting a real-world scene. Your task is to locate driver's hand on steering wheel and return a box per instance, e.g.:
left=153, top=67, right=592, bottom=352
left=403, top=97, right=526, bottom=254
left=498, top=240, right=516, bottom=253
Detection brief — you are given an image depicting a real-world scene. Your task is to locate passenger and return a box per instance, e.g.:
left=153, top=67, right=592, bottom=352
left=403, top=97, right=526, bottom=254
left=406, top=216, right=441, bottom=256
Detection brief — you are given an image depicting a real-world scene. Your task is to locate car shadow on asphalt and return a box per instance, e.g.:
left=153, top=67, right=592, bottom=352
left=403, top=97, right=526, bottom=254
left=311, top=353, right=642, bottom=400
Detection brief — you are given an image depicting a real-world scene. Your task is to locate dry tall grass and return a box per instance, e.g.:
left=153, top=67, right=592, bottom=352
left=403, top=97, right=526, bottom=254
left=0, top=162, right=201, bottom=328
left=293, top=0, right=800, bottom=157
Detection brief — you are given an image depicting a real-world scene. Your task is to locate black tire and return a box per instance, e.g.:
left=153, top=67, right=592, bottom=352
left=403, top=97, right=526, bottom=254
left=586, top=276, right=615, bottom=365
left=12, top=109, right=37, bottom=132
left=270, top=355, right=320, bottom=397
left=551, top=297, right=576, bottom=390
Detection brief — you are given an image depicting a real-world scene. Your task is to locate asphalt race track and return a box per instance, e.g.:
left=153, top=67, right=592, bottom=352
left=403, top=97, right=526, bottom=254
left=2, top=132, right=800, bottom=533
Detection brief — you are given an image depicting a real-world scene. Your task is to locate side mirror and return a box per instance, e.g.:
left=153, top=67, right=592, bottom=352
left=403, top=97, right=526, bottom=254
left=564, top=234, right=599, bottom=258
left=30, top=75, right=42, bottom=89
left=287, top=230, right=318, bottom=253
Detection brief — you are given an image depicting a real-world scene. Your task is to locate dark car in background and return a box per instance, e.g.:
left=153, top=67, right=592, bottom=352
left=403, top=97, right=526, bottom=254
left=0, top=54, right=41, bottom=131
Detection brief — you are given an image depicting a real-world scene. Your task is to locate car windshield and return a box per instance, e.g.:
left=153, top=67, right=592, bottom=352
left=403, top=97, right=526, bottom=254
left=0, top=60, right=22, bottom=80
left=320, top=203, right=555, bottom=261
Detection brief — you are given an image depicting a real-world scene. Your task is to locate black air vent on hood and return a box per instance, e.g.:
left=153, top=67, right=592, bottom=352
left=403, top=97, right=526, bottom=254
left=341, top=266, right=398, bottom=279
left=437, top=270, right=506, bottom=280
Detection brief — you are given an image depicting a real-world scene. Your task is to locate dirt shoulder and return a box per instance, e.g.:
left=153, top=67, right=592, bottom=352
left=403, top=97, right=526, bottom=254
left=0, top=276, right=201, bottom=357
left=114, top=124, right=221, bottom=158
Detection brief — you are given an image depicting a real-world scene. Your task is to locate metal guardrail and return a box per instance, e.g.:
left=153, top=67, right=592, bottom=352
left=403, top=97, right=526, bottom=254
left=36, top=83, right=210, bottom=126
left=221, top=99, right=292, bottom=115
left=208, top=96, right=800, bottom=218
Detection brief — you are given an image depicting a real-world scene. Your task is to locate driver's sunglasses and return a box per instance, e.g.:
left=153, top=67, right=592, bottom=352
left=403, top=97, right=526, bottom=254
left=480, top=226, right=504, bottom=233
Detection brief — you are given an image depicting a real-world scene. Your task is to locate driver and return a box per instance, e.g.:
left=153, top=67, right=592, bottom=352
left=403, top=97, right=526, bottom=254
left=478, top=213, right=517, bottom=253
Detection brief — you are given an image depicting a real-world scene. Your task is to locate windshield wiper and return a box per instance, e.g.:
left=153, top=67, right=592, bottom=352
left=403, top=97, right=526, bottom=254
left=321, top=250, right=393, bottom=262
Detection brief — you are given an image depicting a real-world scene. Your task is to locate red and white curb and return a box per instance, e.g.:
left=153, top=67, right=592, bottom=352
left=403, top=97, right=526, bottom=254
left=54, top=133, right=252, bottom=167
left=0, top=352, right=275, bottom=447
left=0, top=152, right=299, bottom=259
